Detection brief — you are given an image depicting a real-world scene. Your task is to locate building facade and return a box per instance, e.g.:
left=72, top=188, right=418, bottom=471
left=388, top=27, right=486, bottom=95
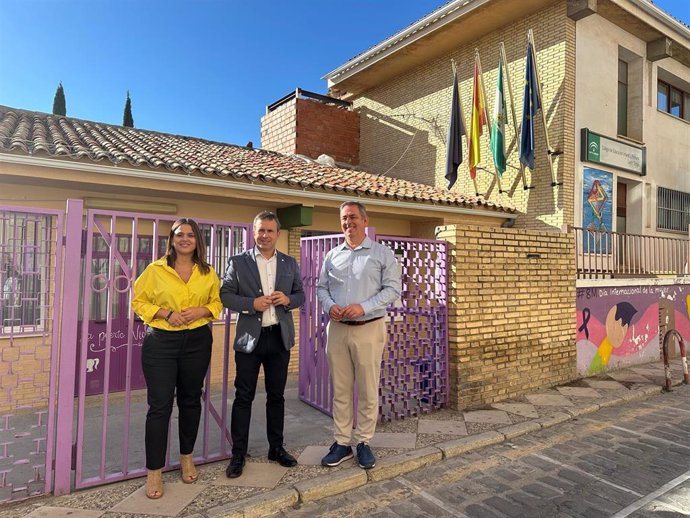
left=574, top=1, right=690, bottom=239
left=263, top=0, right=689, bottom=238
left=261, top=0, right=690, bottom=385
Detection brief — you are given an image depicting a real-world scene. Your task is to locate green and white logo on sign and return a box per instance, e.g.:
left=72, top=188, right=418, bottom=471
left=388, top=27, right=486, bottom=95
left=587, top=133, right=600, bottom=162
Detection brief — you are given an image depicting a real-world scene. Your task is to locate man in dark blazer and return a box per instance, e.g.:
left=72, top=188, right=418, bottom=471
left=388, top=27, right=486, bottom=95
left=220, top=211, right=305, bottom=478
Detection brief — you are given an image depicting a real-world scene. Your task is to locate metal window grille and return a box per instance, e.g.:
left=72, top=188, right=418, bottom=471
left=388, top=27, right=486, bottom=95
left=0, top=211, right=54, bottom=335
left=657, top=187, right=690, bottom=233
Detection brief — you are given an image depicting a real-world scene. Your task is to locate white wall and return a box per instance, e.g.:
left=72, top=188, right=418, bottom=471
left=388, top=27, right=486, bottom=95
left=648, top=56, right=690, bottom=192
left=574, top=13, right=690, bottom=235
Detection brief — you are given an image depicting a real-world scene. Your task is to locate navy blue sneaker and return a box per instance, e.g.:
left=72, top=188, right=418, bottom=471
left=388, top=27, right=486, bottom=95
left=356, top=442, right=375, bottom=469
left=321, top=442, right=354, bottom=467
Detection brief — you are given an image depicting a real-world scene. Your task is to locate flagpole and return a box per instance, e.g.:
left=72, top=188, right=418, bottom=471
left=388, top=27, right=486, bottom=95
left=528, top=29, right=561, bottom=187
left=452, top=59, right=481, bottom=196
left=500, top=42, right=531, bottom=191
left=476, top=49, right=504, bottom=194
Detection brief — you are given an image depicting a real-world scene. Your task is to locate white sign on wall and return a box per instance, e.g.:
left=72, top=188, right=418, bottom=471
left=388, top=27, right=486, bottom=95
left=581, top=128, right=646, bottom=176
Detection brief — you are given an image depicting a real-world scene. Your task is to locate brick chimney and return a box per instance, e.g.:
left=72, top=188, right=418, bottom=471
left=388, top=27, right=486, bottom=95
left=261, top=89, right=359, bottom=166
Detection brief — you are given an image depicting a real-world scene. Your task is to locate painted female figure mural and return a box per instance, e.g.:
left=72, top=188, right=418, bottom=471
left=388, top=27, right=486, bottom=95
left=588, top=301, right=637, bottom=375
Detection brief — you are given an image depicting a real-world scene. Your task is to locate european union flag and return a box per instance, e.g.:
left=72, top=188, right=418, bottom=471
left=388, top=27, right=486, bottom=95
left=519, top=41, right=541, bottom=170
left=445, top=70, right=465, bottom=189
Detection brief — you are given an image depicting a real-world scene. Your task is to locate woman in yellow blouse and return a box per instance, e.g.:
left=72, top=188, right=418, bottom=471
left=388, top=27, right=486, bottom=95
left=132, top=218, right=222, bottom=499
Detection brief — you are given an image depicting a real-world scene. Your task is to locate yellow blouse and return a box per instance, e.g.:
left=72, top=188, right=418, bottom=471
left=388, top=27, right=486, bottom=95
left=132, top=258, right=223, bottom=330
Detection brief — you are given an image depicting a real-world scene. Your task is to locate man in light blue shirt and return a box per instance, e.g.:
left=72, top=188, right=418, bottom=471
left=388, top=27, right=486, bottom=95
left=317, top=201, right=401, bottom=469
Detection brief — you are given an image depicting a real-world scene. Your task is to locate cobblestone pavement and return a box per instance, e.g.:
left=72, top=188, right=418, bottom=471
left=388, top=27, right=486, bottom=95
left=275, top=385, right=690, bottom=518
left=1, top=361, right=687, bottom=517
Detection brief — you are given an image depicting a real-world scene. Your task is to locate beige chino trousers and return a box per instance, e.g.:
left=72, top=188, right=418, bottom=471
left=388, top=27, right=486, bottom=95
left=325, top=319, right=386, bottom=445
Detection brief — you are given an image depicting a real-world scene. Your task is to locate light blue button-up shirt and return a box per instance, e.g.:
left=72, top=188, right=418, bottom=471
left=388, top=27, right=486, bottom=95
left=316, top=236, right=401, bottom=321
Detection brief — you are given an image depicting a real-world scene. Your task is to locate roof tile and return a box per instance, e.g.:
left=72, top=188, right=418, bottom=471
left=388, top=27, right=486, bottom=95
left=0, top=105, right=514, bottom=214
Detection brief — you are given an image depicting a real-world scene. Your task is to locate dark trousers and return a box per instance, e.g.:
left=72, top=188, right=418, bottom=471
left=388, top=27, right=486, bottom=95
left=231, top=325, right=290, bottom=456
left=141, top=325, right=212, bottom=470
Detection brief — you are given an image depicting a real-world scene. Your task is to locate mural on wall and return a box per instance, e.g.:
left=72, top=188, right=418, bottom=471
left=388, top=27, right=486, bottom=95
left=576, top=283, right=690, bottom=376
left=582, top=167, right=613, bottom=253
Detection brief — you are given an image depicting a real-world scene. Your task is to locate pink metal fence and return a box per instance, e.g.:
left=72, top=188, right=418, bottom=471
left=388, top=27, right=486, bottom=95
left=57, top=206, right=252, bottom=492
left=377, top=235, right=449, bottom=419
left=298, top=233, right=344, bottom=416
left=0, top=205, right=64, bottom=502
left=298, top=230, right=448, bottom=422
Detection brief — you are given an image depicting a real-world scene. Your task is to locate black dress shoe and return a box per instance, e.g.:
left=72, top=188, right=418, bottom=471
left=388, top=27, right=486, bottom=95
left=268, top=446, right=297, bottom=467
left=225, top=454, right=245, bottom=478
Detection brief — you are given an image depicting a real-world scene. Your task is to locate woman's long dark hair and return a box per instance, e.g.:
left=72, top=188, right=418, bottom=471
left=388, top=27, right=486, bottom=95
left=164, top=218, right=211, bottom=275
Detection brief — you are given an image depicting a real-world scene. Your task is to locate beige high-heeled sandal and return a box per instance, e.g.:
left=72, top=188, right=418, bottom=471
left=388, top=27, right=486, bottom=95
left=180, top=454, right=198, bottom=484
left=145, top=469, right=164, bottom=499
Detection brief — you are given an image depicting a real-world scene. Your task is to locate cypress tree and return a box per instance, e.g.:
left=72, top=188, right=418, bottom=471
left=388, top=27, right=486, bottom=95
left=52, top=82, right=66, bottom=115
left=122, top=91, right=134, bottom=127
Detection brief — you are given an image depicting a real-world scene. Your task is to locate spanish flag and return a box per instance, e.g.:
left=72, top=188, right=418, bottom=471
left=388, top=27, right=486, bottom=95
left=468, top=59, right=486, bottom=180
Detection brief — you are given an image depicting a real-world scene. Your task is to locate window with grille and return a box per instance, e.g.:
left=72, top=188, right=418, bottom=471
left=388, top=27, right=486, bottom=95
left=0, top=211, right=54, bottom=334
left=657, top=187, right=690, bottom=233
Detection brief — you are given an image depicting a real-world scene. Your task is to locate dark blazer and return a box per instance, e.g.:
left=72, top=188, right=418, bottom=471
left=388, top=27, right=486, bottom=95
left=220, top=249, right=304, bottom=353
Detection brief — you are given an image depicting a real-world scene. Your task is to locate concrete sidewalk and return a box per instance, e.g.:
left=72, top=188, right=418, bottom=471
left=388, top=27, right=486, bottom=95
left=4, top=360, right=687, bottom=518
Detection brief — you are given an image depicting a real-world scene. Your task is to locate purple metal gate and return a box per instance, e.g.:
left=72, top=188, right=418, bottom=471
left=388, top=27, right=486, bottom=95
left=299, top=233, right=344, bottom=417
left=52, top=202, right=252, bottom=493
left=0, top=205, right=64, bottom=502
left=299, top=231, right=448, bottom=422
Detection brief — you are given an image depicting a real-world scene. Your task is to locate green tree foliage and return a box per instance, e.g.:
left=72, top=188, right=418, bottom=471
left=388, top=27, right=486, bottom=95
left=52, top=82, right=66, bottom=116
left=123, top=91, right=134, bottom=128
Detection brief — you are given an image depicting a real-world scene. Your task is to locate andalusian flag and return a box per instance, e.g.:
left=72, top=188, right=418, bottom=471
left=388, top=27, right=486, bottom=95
left=491, top=59, right=507, bottom=176
left=468, top=60, right=486, bottom=180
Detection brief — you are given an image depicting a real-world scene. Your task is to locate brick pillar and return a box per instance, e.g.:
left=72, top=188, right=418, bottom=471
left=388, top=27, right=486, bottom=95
left=436, top=224, right=577, bottom=409
left=287, top=228, right=302, bottom=375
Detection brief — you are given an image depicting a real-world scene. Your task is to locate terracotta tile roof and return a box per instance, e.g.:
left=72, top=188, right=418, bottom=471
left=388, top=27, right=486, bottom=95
left=0, top=105, right=514, bottom=214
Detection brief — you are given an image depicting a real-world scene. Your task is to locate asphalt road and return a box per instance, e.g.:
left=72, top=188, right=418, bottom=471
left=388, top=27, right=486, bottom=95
left=275, top=385, right=690, bottom=518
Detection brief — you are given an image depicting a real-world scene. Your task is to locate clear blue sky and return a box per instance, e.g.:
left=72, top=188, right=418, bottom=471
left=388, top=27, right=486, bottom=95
left=1, top=0, right=688, bottom=148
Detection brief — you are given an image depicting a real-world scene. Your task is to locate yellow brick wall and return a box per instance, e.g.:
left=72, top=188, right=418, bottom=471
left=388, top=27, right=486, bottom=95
left=260, top=97, right=297, bottom=154
left=353, top=1, right=575, bottom=231
left=287, top=227, right=301, bottom=375
left=0, top=336, right=52, bottom=413
left=436, top=224, right=577, bottom=409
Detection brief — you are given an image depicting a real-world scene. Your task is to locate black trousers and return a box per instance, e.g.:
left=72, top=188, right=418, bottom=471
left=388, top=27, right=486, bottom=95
left=141, top=325, right=212, bottom=470
left=231, top=325, right=290, bottom=456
